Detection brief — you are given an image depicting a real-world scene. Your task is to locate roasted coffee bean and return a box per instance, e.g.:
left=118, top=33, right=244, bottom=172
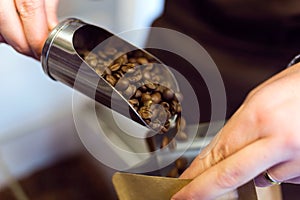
left=141, top=93, right=151, bottom=103
left=139, top=85, right=148, bottom=92
left=134, top=89, right=142, bottom=99
left=176, top=117, right=186, bottom=131
left=144, top=63, right=154, bottom=71
left=129, top=98, right=139, bottom=107
left=121, top=65, right=131, bottom=73
left=160, top=102, right=170, bottom=110
left=163, top=88, right=175, bottom=101
left=123, top=85, right=136, bottom=98
left=143, top=100, right=153, bottom=107
left=160, top=126, right=169, bottom=134
left=161, top=136, right=169, bottom=148
left=88, top=58, right=98, bottom=68
left=151, top=92, right=162, bottom=104
left=152, top=75, right=160, bottom=82
left=97, top=51, right=107, bottom=59
left=104, top=68, right=112, bottom=75
left=115, top=78, right=129, bottom=91
left=127, top=70, right=142, bottom=82
left=143, top=71, right=151, bottom=80
left=145, top=82, right=157, bottom=90
left=109, top=63, right=121, bottom=72
left=175, top=157, right=188, bottom=171
left=139, top=106, right=152, bottom=119
left=114, top=71, right=124, bottom=79
left=137, top=57, right=148, bottom=64
left=176, top=131, right=188, bottom=141
left=128, top=58, right=137, bottom=63
left=114, top=54, right=127, bottom=65
left=166, top=167, right=179, bottom=178
left=104, top=47, right=118, bottom=55
left=168, top=139, right=177, bottom=151
left=176, top=104, right=182, bottom=113
left=105, top=74, right=117, bottom=86
left=149, top=121, right=161, bottom=131
left=175, top=92, right=184, bottom=102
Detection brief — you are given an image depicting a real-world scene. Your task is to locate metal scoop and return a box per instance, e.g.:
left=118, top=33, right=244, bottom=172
left=41, top=18, right=180, bottom=133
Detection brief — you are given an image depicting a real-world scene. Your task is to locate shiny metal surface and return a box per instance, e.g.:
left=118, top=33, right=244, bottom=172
left=41, top=18, right=179, bottom=130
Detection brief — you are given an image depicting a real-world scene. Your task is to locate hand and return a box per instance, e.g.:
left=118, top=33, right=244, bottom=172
left=0, top=0, right=59, bottom=59
left=172, top=62, right=300, bottom=200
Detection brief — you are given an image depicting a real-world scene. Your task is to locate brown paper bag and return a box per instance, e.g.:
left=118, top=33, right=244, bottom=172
left=112, top=172, right=258, bottom=200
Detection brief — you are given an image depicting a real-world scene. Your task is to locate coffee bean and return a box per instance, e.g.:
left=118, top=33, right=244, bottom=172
left=109, top=63, right=121, bottom=72
left=143, top=71, right=151, bottom=80
left=176, top=117, right=186, bottom=131
left=104, top=68, right=112, bottom=75
left=88, top=58, right=98, bottom=67
left=139, top=106, right=153, bottom=120
left=115, top=78, right=129, bottom=91
left=105, top=74, right=117, bottom=86
left=114, top=54, right=127, bottom=65
left=97, top=51, right=107, bottom=59
left=160, top=126, right=169, bottom=133
left=166, top=167, right=179, bottom=178
left=151, top=92, right=162, bottom=104
left=143, top=100, right=153, bottom=107
left=175, top=92, right=184, bottom=102
left=104, top=47, right=117, bottom=55
left=176, top=131, right=188, bottom=141
left=145, top=82, right=157, bottom=90
left=134, top=89, right=142, bottom=98
left=175, top=157, right=188, bottom=171
left=123, top=85, right=136, bottom=98
left=141, top=93, right=151, bottom=103
left=161, top=136, right=169, bottom=148
left=163, top=88, right=174, bottom=101
left=137, top=57, right=148, bottom=64
left=168, top=139, right=177, bottom=151
left=128, top=98, right=139, bottom=107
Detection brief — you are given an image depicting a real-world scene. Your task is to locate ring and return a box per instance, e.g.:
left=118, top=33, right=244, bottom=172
left=264, top=171, right=282, bottom=185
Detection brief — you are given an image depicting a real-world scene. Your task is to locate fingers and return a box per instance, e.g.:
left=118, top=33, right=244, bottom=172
left=0, top=0, right=32, bottom=56
left=180, top=105, right=261, bottom=179
left=172, top=138, right=287, bottom=200
left=15, top=0, right=49, bottom=58
left=0, top=0, right=59, bottom=59
left=255, top=159, right=300, bottom=187
left=45, top=0, right=59, bottom=29
left=0, top=34, right=6, bottom=43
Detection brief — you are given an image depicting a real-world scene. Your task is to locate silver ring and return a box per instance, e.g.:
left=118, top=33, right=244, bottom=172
left=264, top=171, right=282, bottom=185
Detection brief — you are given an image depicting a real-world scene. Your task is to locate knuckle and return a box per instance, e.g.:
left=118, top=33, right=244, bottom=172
left=215, top=166, right=242, bottom=189
left=14, top=43, right=31, bottom=55
left=209, top=142, right=230, bottom=165
left=17, top=0, right=42, bottom=18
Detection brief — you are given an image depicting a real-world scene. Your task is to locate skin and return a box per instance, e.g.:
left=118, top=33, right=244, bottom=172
left=172, top=62, right=300, bottom=200
left=0, top=0, right=59, bottom=59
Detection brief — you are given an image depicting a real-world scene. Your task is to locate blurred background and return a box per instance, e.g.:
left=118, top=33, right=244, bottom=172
left=0, top=0, right=164, bottom=199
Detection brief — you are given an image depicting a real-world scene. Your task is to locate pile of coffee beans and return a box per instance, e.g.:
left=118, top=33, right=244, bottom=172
left=81, top=45, right=188, bottom=150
